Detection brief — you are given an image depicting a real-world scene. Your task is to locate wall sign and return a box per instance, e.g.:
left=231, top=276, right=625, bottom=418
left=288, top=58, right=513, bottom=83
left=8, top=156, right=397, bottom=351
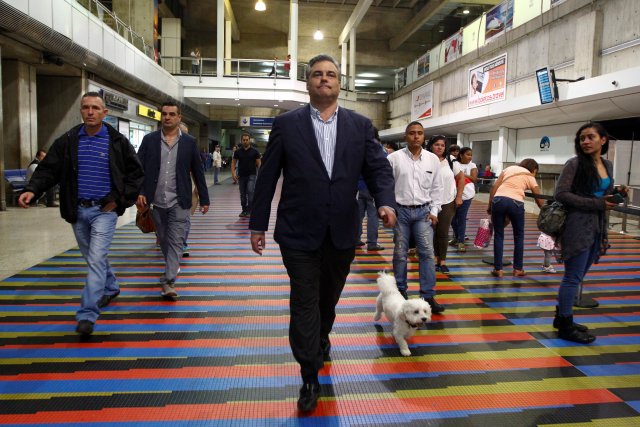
left=137, top=105, right=161, bottom=121
left=411, top=82, right=434, bottom=121
left=102, top=91, right=129, bottom=110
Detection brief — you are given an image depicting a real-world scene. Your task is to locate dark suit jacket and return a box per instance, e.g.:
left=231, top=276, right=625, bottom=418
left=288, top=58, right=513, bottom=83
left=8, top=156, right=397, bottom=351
left=137, top=130, right=210, bottom=208
left=250, top=105, right=396, bottom=250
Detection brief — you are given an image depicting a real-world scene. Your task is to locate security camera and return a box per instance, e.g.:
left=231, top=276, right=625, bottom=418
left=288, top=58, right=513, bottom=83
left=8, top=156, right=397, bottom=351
left=612, top=81, right=618, bottom=87
left=43, top=52, right=64, bottom=67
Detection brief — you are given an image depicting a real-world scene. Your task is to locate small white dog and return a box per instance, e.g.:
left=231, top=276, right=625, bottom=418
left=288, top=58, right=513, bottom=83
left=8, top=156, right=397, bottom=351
left=373, top=272, right=432, bottom=356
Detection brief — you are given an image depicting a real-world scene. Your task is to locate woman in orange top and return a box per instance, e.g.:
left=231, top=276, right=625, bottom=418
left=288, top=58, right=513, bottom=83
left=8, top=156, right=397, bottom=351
left=487, top=159, right=545, bottom=277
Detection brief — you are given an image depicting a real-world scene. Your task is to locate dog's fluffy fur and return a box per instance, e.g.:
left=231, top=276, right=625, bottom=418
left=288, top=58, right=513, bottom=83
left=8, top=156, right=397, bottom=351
left=373, top=272, right=432, bottom=356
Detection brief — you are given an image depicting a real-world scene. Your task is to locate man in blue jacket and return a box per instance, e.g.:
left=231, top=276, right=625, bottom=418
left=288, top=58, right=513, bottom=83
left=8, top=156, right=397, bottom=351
left=136, top=101, right=210, bottom=300
left=249, top=54, right=397, bottom=412
left=19, top=92, right=144, bottom=337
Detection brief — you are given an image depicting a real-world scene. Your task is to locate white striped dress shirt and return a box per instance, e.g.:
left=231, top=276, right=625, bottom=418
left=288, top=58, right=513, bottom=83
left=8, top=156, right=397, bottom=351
left=310, top=105, right=338, bottom=177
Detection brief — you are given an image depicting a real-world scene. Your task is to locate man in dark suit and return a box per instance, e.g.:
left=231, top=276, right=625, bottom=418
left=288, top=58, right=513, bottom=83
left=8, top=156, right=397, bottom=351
left=249, top=54, right=397, bottom=412
left=136, top=101, right=210, bottom=300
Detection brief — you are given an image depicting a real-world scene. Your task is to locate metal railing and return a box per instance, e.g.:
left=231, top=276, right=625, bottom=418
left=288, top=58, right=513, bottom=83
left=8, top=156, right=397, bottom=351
left=160, top=56, right=354, bottom=90
left=76, top=0, right=156, bottom=61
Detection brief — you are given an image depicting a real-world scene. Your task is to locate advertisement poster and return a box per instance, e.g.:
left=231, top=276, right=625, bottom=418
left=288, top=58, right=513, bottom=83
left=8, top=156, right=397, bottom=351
left=485, top=0, right=514, bottom=43
left=417, top=52, right=430, bottom=78
left=411, top=82, right=433, bottom=121
left=468, top=53, right=507, bottom=109
left=443, top=30, right=463, bottom=64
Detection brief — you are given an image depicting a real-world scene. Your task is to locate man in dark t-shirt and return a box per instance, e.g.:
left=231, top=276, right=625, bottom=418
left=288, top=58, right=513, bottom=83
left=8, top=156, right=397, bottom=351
left=231, top=133, right=261, bottom=217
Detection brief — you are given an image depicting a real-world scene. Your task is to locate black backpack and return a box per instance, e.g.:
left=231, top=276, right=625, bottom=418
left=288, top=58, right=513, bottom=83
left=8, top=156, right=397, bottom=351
left=537, top=200, right=567, bottom=236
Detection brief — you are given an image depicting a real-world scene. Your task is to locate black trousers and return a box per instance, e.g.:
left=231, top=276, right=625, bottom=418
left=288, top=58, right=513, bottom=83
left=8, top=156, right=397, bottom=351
left=280, top=234, right=355, bottom=382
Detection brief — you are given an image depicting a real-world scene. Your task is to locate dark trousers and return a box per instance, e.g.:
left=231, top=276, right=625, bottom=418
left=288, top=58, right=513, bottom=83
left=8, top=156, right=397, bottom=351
left=491, top=196, right=525, bottom=270
left=238, top=174, right=256, bottom=213
left=434, top=200, right=456, bottom=260
left=280, top=235, right=355, bottom=382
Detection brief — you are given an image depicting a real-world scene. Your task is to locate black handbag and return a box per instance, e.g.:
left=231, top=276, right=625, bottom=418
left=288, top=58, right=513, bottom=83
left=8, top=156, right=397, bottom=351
left=537, top=200, right=567, bottom=236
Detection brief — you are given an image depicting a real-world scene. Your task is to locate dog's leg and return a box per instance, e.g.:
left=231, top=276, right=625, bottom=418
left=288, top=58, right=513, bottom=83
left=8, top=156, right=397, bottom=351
left=393, top=324, right=411, bottom=356
left=374, top=295, right=383, bottom=321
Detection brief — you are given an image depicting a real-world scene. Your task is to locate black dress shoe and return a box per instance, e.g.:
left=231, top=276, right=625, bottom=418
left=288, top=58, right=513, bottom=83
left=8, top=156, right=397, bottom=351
left=97, top=290, right=120, bottom=308
left=367, top=244, right=385, bottom=251
left=399, top=289, right=408, bottom=300
left=356, top=241, right=365, bottom=247
left=297, top=382, right=320, bottom=412
left=320, top=337, right=331, bottom=361
left=423, top=297, right=445, bottom=314
left=76, top=320, right=94, bottom=336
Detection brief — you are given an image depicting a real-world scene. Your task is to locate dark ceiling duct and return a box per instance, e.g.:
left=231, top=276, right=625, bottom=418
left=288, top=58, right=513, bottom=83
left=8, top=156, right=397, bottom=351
left=0, top=2, right=207, bottom=122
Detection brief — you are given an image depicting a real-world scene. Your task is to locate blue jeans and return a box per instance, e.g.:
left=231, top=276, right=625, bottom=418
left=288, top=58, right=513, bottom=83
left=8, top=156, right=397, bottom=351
left=558, top=237, right=600, bottom=316
left=358, top=188, right=378, bottom=246
left=72, top=206, right=118, bottom=323
left=213, top=166, right=220, bottom=184
left=238, top=175, right=256, bottom=213
left=451, top=198, right=472, bottom=242
left=491, top=196, right=525, bottom=270
left=392, top=205, right=436, bottom=297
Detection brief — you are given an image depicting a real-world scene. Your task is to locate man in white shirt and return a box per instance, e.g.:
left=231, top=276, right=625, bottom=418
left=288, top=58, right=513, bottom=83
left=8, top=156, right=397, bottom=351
left=387, top=121, right=445, bottom=313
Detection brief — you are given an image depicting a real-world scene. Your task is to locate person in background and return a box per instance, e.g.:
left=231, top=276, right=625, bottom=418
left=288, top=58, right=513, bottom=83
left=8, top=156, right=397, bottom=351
left=190, top=48, right=200, bottom=74
left=136, top=102, right=210, bottom=300
left=26, top=150, right=58, bottom=207
left=384, top=141, right=397, bottom=154
left=249, top=54, right=396, bottom=413
left=212, top=145, right=222, bottom=185
left=231, top=134, right=261, bottom=218
left=553, top=122, right=626, bottom=344
left=450, top=147, right=477, bottom=252
left=284, top=54, right=292, bottom=77
left=356, top=128, right=385, bottom=252
left=387, top=121, right=444, bottom=312
left=487, top=158, right=545, bottom=278
left=483, top=165, right=495, bottom=178
left=426, top=136, right=464, bottom=274
left=448, top=145, right=460, bottom=163
left=18, top=92, right=144, bottom=337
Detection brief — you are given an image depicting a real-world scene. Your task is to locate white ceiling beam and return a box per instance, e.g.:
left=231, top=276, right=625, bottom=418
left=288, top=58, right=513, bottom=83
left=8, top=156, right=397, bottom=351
left=392, top=0, right=402, bottom=7
left=375, top=0, right=384, bottom=6
left=338, top=0, right=374, bottom=45
left=223, top=0, right=240, bottom=41
left=389, top=0, right=448, bottom=50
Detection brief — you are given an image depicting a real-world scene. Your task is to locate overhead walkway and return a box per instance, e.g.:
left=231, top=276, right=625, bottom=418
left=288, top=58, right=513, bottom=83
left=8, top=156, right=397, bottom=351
left=0, top=179, right=639, bottom=425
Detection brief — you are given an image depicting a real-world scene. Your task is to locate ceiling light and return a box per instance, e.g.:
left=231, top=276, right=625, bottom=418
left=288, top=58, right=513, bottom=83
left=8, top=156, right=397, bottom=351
left=273, top=104, right=279, bottom=107
left=358, top=73, right=380, bottom=78
left=313, top=30, right=323, bottom=40
left=376, top=91, right=386, bottom=94
left=234, top=98, right=240, bottom=101
left=206, top=102, right=210, bottom=105
left=355, top=79, right=374, bottom=84
left=438, top=25, right=444, bottom=33
left=463, top=8, right=470, bottom=14
left=255, top=0, right=266, bottom=12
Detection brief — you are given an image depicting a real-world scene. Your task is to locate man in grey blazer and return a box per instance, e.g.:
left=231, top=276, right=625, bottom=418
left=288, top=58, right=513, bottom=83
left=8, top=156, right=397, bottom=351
left=250, top=54, right=397, bottom=412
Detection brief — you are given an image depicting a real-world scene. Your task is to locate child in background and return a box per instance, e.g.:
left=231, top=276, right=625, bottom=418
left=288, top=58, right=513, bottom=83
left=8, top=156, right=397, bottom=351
left=537, top=232, right=558, bottom=273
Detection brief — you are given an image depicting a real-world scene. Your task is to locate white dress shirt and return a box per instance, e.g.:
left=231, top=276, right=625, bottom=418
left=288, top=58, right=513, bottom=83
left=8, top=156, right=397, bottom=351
left=387, top=147, right=443, bottom=216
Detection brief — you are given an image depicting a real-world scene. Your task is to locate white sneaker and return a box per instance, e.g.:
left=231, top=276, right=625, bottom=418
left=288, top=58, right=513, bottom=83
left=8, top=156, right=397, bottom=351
left=542, top=265, right=557, bottom=273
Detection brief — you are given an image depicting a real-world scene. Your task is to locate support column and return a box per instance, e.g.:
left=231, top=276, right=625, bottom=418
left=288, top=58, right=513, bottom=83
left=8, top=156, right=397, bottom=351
left=0, top=45, right=5, bottom=211
left=161, top=18, right=181, bottom=74
left=217, top=0, right=224, bottom=77
left=2, top=60, right=37, bottom=169
left=574, top=10, right=603, bottom=79
left=224, top=20, right=232, bottom=75
left=113, top=0, right=154, bottom=51
left=341, top=43, right=347, bottom=77
left=289, top=0, right=298, bottom=81
left=497, top=127, right=517, bottom=168
left=348, top=28, right=356, bottom=91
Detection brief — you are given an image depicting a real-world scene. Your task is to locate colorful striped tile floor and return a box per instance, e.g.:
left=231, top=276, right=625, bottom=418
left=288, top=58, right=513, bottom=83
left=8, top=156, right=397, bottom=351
left=1, top=181, right=639, bottom=426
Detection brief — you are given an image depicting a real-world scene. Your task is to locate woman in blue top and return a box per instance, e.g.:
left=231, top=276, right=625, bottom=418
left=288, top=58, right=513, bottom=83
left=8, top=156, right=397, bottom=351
left=554, top=123, right=626, bottom=343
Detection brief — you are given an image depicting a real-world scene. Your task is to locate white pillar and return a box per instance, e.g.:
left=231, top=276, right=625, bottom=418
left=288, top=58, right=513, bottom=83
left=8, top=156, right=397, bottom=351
left=216, top=0, right=224, bottom=77
left=224, top=20, right=232, bottom=75
left=349, top=28, right=356, bottom=91
left=341, top=43, right=347, bottom=77
left=289, top=0, right=298, bottom=81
